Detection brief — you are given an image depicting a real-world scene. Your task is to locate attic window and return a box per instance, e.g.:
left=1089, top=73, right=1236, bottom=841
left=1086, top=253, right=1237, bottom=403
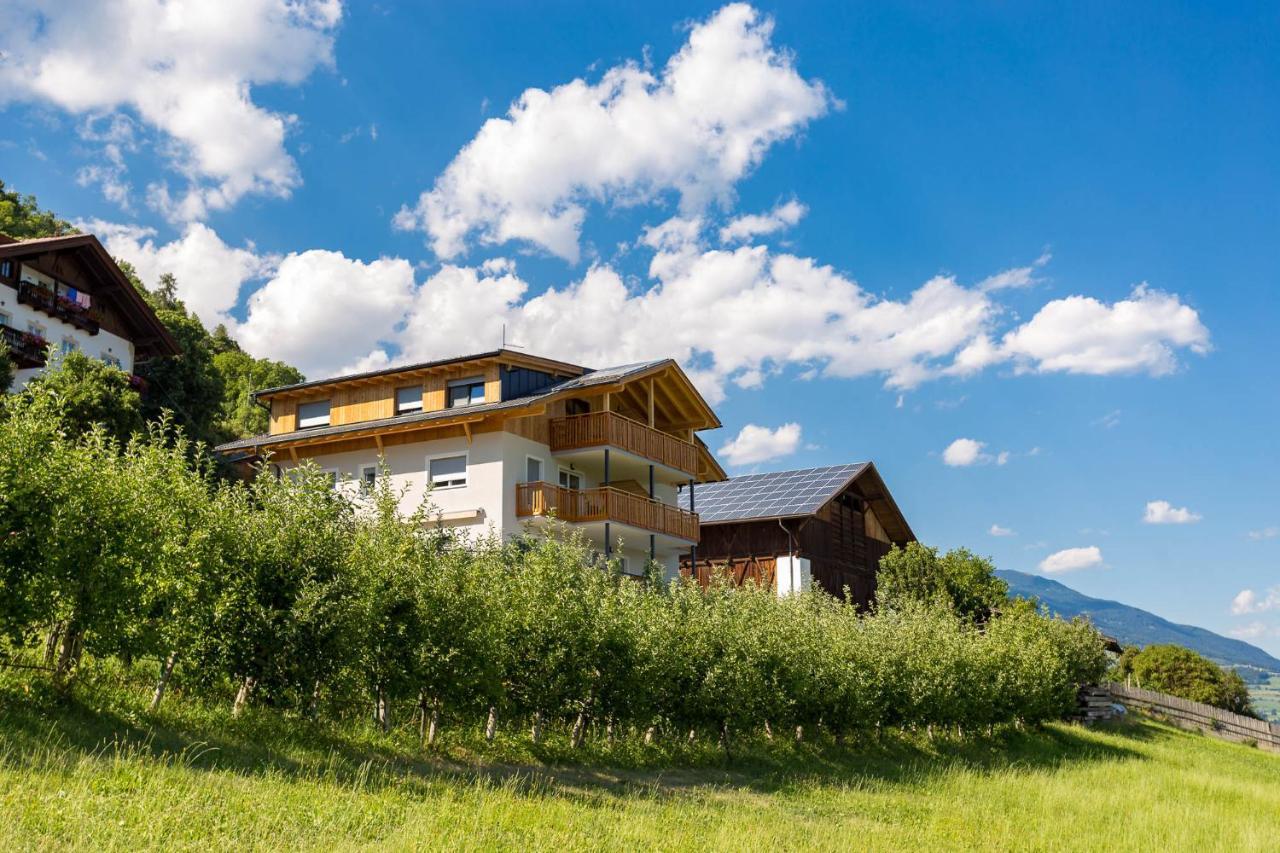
left=396, top=385, right=423, bottom=415
left=297, top=399, right=331, bottom=429
left=448, top=376, right=486, bottom=408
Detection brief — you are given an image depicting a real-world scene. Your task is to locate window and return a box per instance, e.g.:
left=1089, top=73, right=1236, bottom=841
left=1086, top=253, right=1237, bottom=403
left=101, top=353, right=122, bottom=369
left=559, top=469, right=582, bottom=490
left=0, top=310, right=10, bottom=328
left=0, top=260, right=11, bottom=278
left=27, top=322, right=45, bottom=338
left=525, top=456, right=543, bottom=483
left=60, top=337, right=79, bottom=355
left=448, top=377, right=486, bottom=408
left=297, top=399, right=331, bottom=429
left=321, top=469, right=339, bottom=488
left=396, top=385, right=424, bottom=415
left=429, top=454, right=467, bottom=489
left=360, top=464, right=379, bottom=490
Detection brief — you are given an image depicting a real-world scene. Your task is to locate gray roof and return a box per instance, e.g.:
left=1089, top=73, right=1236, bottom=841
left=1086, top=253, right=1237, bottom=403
left=215, top=359, right=670, bottom=453
left=680, top=463, right=869, bottom=523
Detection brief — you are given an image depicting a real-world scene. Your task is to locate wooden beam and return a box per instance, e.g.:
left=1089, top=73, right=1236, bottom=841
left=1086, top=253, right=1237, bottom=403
left=288, top=446, right=299, bottom=464
left=647, top=378, right=655, bottom=427
left=603, top=391, right=611, bottom=413
left=374, top=433, right=384, bottom=454
left=463, top=421, right=472, bottom=444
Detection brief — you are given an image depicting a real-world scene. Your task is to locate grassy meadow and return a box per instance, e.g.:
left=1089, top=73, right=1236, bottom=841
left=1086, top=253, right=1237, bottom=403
left=2, top=664, right=1279, bottom=851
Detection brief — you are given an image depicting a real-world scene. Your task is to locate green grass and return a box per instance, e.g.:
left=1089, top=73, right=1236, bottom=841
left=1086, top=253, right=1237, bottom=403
left=2, top=666, right=1279, bottom=851
left=1248, top=674, right=1280, bottom=722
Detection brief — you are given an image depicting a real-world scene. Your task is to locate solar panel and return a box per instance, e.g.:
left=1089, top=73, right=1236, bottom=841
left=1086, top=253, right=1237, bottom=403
left=681, top=463, right=867, bottom=523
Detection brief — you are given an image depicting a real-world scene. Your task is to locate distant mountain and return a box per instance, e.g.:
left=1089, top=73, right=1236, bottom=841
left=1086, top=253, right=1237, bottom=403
left=997, top=570, right=1280, bottom=674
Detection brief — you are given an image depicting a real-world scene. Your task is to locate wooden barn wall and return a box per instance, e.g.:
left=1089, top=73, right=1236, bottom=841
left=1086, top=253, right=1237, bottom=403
left=687, top=499, right=894, bottom=607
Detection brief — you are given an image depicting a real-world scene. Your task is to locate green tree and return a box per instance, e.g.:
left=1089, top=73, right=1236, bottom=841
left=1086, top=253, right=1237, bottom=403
left=132, top=272, right=227, bottom=446
left=212, top=346, right=304, bottom=438
left=14, top=350, right=144, bottom=442
left=877, top=542, right=1009, bottom=621
left=0, top=179, right=76, bottom=238
left=0, top=349, right=13, bottom=394
left=1115, top=643, right=1256, bottom=716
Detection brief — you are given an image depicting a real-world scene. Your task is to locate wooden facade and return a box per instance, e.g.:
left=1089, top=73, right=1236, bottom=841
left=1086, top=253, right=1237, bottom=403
left=0, top=234, right=180, bottom=365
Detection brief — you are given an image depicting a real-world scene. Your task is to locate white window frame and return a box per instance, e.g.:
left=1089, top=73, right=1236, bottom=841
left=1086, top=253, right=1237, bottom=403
left=0, top=309, right=10, bottom=328
left=60, top=336, right=79, bottom=355
left=395, top=385, right=424, bottom=415
left=447, top=376, right=486, bottom=408
left=297, top=399, right=331, bottom=429
left=524, top=455, right=545, bottom=484
left=558, top=467, right=583, bottom=490
left=427, top=451, right=469, bottom=490
left=320, top=468, right=340, bottom=490
left=359, top=463, right=379, bottom=491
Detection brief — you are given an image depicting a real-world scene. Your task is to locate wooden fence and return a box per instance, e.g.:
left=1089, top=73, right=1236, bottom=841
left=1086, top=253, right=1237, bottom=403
left=1106, top=682, right=1280, bottom=752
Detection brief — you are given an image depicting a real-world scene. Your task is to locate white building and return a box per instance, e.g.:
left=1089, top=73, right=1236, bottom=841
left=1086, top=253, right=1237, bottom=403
left=0, top=234, right=179, bottom=390
left=215, top=351, right=727, bottom=578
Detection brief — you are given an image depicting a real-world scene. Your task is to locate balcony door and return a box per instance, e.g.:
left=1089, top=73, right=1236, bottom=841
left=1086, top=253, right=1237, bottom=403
left=559, top=469, right=582, bottom=490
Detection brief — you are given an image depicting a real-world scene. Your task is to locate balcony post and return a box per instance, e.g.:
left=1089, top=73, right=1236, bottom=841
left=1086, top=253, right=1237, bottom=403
left=687, top=479, right=696, bottom=579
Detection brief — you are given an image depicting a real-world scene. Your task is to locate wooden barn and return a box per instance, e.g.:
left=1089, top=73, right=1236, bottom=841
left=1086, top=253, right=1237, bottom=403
left=678, top=463, right=915, bottom=606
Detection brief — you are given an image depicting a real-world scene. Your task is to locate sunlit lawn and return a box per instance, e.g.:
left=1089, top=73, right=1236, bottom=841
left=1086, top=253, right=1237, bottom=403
left=2, top=671, right=1277, bottom=851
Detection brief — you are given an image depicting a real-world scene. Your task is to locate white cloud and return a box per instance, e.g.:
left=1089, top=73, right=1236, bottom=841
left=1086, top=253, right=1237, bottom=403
left=717, top=422, right=802, bottom=466
left=0, top=0, right=342, bottom=220
left=84, top=218, right=273, bottom=328
left=237, top=251, right=416, bottom=377
left=1143, top=500, right=1202, bottom=525
left=1232, top=588, right=1280, bottom=616
left=1093, top=409, right=1122, bottom=429
left=989, top=524, right=1016, bottom=537
left=1248, top=527, right=1279, bottom=541
left=719, top=199, right=807, bottom=243
left=942, top=438, right=1012, bottom=467
left=943, top=438, right=986, bottom=467
left=999, top=285, right=1211, bottom=377
left=1039, top=546, right=1103, bottom=574
left=1228, top=622, right=1273, bottom=640
left=394, top=4, right=833, bottom=261
left=976, top=250, right=1050, bottom=291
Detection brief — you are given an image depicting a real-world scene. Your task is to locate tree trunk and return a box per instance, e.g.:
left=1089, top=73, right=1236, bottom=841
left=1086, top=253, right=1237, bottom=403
left=484, top=706, right=498, bottom=742
left=763, top=720, right=773, bottom=741
left=52, top=622, right=82, bottom=688
left=719, top=720, right=731, bottom=759
left=606, top=717, right=616, bottom=746
left=149, top=650, right=179, bottom=712
left=570, top=712, right=587, bottom=749
left=644, top=726, right=656, bottom=746
left=687, top=728, right=697, bottom=744
left=43, top=622, right=64, bottom=669
left=428, top=707, right=440, bottom=746
left=418, top=693, right=429, bottom=746
left=531, top=711, right=543, bottom=744
left=795, top=725, right=803, bottom=743
left=309, top=679, right=322, bottom=719
left=232, top=675, right=256, bottom=716
left=375, top=685, right=390, bottom=732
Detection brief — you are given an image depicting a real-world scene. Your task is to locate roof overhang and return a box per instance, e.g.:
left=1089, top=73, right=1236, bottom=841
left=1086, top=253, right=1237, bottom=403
left=0, top=234, right=180, bottom=358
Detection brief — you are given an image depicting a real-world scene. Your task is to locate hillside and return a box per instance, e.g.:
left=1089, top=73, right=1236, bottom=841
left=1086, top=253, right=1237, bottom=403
left=999, top=570, right=1280, bottom=673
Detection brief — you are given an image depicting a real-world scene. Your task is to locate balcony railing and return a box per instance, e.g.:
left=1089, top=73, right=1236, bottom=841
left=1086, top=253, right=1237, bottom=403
left=1, top=324, right=48, bottom=369
left=17, top=281, right=100, bottom=335
left=549, top=411, right=699, bottom=477
left=516, top=481, right=699, bottom=542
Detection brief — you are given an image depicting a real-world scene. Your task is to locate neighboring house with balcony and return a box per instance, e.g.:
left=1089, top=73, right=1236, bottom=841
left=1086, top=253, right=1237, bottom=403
left=213, top=350, right=726, bottom=578
left=0, top=233, right=179, bottom=389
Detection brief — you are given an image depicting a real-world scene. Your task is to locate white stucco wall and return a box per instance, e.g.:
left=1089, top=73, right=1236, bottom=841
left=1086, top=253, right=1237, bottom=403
left=1, top=282, right=136, bottom=391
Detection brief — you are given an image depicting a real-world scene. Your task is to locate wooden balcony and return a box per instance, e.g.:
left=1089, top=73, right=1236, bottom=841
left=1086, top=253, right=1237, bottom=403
left=17, top=281, right=100, bottom=335
left=549, top=411, right=699, bottom=477
left=1, top=323, right=48, bottom=369
left=516, top=481, right=699, bottom=542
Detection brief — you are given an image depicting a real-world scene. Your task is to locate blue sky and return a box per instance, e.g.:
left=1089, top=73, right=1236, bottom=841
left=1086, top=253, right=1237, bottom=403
left=2, top=2, right=1278, bottom=650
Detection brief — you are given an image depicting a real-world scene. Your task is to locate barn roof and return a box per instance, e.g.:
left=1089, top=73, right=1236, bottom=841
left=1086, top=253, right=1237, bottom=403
left=680, top=461, right=915, bottom=543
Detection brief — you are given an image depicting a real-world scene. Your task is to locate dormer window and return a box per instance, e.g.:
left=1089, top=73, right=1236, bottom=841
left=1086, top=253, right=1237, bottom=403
left=396, top=385, right=424, bottom=415
left=297, top=399, right=331, bottom=429
left=448, top=376, right=486, bottom=408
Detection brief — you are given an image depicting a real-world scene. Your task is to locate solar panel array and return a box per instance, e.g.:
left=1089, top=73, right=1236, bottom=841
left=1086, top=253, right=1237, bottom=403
left=681, top=463, right=867, bottom=523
